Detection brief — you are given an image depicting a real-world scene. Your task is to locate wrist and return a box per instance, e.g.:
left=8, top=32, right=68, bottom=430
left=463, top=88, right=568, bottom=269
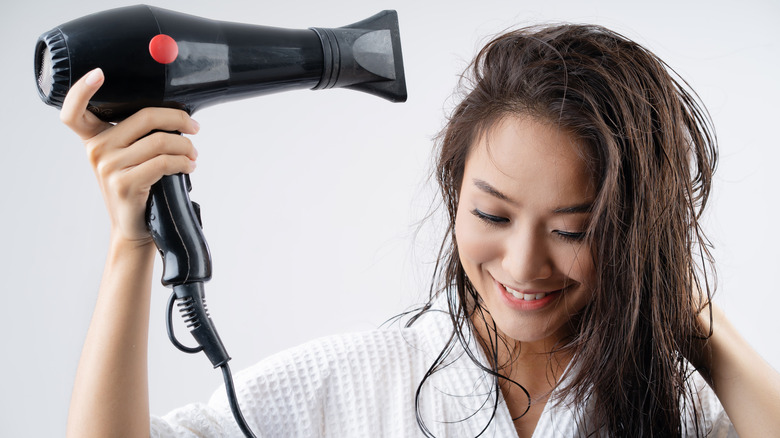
left=95, top=231, right=158, bottom=306
left=684, top=301, right=718, bottom=378
left=106, top=232, right=157, bottom=271
left=690, top=302, right=740, bottom=381
left=108, top=231, right=156, bottom=252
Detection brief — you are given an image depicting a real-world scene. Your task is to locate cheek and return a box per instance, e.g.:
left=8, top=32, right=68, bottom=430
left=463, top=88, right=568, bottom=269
left=455, top=208, right=501, bottom=269
left=562, top=245, right=596, bottom=287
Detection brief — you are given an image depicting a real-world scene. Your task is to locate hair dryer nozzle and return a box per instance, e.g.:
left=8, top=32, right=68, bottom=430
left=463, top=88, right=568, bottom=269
left=312, top=10, right=407, bottom=103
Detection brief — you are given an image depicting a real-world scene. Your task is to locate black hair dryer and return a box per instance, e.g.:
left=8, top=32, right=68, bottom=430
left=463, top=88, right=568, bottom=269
left=34, top=5, right=406, bottom=435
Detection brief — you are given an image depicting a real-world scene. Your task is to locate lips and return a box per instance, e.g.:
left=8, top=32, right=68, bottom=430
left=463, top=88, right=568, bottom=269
left=503, top=284, right=552, bottom=301
left=493, top=279, right=574, bottom=311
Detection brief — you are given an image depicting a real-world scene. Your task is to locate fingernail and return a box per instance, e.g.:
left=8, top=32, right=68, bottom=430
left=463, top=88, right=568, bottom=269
left=189, top=159, right=197, bottom=171
left=191, top=119, right=200, bottom=133
left=85, top=68, right=103, bottom=86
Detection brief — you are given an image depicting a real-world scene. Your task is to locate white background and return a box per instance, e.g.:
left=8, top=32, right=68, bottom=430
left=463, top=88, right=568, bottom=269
left=1, top=0, right=778, bottom=435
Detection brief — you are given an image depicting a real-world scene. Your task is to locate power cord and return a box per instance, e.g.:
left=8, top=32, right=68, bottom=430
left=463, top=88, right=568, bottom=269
left=166, top=289, right=258, bottom=438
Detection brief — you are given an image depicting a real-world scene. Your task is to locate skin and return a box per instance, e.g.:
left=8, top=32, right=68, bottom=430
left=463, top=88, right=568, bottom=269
left=61, top=70, right=780, bottom=437
left=455, top=116, right=596, bottom=436
left=693, top=301, right=780, bottom=437
left=455, top=115, right=780, bottom=437
left=63, top=68, right=198, bottom=438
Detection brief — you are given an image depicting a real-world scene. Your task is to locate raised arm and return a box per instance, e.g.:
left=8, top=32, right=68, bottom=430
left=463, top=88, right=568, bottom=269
left=693, top=300, right=780, bottom=436
left=63, top=68, right=199, bottom=438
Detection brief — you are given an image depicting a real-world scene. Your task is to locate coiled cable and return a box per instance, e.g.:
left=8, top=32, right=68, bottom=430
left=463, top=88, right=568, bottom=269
left=166, top=289, right=258, bottom=438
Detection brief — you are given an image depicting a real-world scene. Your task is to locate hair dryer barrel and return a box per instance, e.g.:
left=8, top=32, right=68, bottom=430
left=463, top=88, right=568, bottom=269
left=34, top=5, right=406, bottom=121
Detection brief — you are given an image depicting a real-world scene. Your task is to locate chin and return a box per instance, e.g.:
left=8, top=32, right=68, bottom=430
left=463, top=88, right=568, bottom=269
left=471, top=276, right=590, bottom=348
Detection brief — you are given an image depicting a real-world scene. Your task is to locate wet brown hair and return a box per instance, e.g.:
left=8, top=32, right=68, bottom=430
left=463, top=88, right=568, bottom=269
left=416, top=24, right=717, bottom=436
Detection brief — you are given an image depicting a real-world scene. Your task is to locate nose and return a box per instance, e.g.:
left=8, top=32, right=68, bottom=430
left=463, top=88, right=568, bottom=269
left=502, top=227, right=553, bottom=284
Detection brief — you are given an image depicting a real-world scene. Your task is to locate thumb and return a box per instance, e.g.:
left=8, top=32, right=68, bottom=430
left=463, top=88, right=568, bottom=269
left=60, top=68, right=112, bottom=140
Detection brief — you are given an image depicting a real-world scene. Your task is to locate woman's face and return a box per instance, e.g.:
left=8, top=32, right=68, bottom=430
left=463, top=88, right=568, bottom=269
left=455, top=116, right=597, bottom=348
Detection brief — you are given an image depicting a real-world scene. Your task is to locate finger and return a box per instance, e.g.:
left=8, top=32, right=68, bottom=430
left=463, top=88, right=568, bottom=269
left=60, top=68, right=111, bottom=140
left=98, top=132, right=198, bottom=175
left=101, top=107, right=200, bottom=148
left=121, top=154, right=197, bottom=192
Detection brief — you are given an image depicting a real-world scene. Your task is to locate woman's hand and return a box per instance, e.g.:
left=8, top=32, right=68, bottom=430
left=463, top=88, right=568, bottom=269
left=62, top=68, right=202, bottom=437
left=60, top=67, right=200, bottom=246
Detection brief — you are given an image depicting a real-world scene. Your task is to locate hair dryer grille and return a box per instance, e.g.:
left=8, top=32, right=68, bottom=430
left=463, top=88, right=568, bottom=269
left=35, top=28, right=70, bottom=108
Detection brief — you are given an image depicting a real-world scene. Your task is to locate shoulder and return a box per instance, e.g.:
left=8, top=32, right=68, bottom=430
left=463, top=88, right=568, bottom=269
left=152, top=306, right=518, bottom=437
left=235, top=325, right=427, bottom=395
left=210, top=309, right=454, bottom=436
left=238, top=307, right=451, bottom=387
left=537, top=365, right=738, bottom=437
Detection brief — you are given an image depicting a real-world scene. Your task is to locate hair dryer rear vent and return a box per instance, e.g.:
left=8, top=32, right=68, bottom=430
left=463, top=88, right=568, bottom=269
left=35, top=28, right=69, bottom=108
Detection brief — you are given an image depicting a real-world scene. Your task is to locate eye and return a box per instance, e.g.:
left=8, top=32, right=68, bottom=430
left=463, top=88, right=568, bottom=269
left=471, top=208, right=509, bottom=227
left=554, top=230, right=587, bottom=242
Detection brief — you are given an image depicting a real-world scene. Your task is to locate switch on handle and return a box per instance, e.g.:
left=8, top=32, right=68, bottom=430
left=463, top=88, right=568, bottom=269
left=146, top=173, right=212, bottom=286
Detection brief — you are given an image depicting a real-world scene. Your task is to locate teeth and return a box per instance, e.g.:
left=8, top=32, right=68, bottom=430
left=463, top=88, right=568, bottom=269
left=505, top=285, right=548, bottom=301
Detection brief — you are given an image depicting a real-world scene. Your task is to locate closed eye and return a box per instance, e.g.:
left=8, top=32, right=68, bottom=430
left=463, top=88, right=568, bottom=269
left=554, top=230, right=587, bottom=242
left=471, top=208, right=508, bottom=227
left=471, top=208, right=587, bottom=242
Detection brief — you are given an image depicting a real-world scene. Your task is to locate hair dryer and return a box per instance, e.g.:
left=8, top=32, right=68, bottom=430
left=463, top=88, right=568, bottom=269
left=35, top=4, right=406, bottom=118
left=34, top=5, right=406, bottom=437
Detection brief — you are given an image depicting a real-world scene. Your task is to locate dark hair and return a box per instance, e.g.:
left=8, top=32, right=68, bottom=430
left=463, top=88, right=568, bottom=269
left=414, top=24, right=717, bottom=436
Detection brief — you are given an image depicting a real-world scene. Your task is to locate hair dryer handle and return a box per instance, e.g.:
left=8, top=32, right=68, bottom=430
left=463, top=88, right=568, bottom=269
left=146, top=173, right=212, bottom=286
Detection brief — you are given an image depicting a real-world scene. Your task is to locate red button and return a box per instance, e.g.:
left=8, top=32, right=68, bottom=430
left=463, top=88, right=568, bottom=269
left=149, top=34, right=178, bottom=64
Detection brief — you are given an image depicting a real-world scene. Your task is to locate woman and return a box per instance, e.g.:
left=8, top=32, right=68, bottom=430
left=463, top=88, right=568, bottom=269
left=62, top=24, right=779, bottom=437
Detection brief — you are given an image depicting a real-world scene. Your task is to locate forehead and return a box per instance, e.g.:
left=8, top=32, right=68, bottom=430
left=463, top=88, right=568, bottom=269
left=464, top=116, right=597, bottom=205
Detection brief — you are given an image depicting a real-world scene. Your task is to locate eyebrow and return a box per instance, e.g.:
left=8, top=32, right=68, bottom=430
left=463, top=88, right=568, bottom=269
left=552, top=203, right=593, bottom=214
left=473, top=179, right=511, bottom=202
left=472, top=178, right=593, bottom=214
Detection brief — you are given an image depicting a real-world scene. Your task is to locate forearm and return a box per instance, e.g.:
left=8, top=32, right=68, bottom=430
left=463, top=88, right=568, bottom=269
left=58, top=68, right=200, bottom=437
left=699, top=304, right=780, bottom=437
left=66, top=236, right=157, bottom=438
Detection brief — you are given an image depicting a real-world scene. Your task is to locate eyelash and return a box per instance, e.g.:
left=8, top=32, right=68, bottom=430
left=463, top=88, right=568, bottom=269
left=555, top=230, right=587, bottom=242
left=470, top=208, right=587, bottom=242
left=471, top=208, right=508, bottom=227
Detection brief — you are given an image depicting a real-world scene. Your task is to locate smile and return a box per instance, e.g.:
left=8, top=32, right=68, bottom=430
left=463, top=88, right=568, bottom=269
left=503, top=285, right=551, bottom=301
left=492, top=278, right=569, bottom=311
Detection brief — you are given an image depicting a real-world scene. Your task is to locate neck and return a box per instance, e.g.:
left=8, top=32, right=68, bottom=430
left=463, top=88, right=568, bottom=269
left=470, top=307, right=573, bottom=399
